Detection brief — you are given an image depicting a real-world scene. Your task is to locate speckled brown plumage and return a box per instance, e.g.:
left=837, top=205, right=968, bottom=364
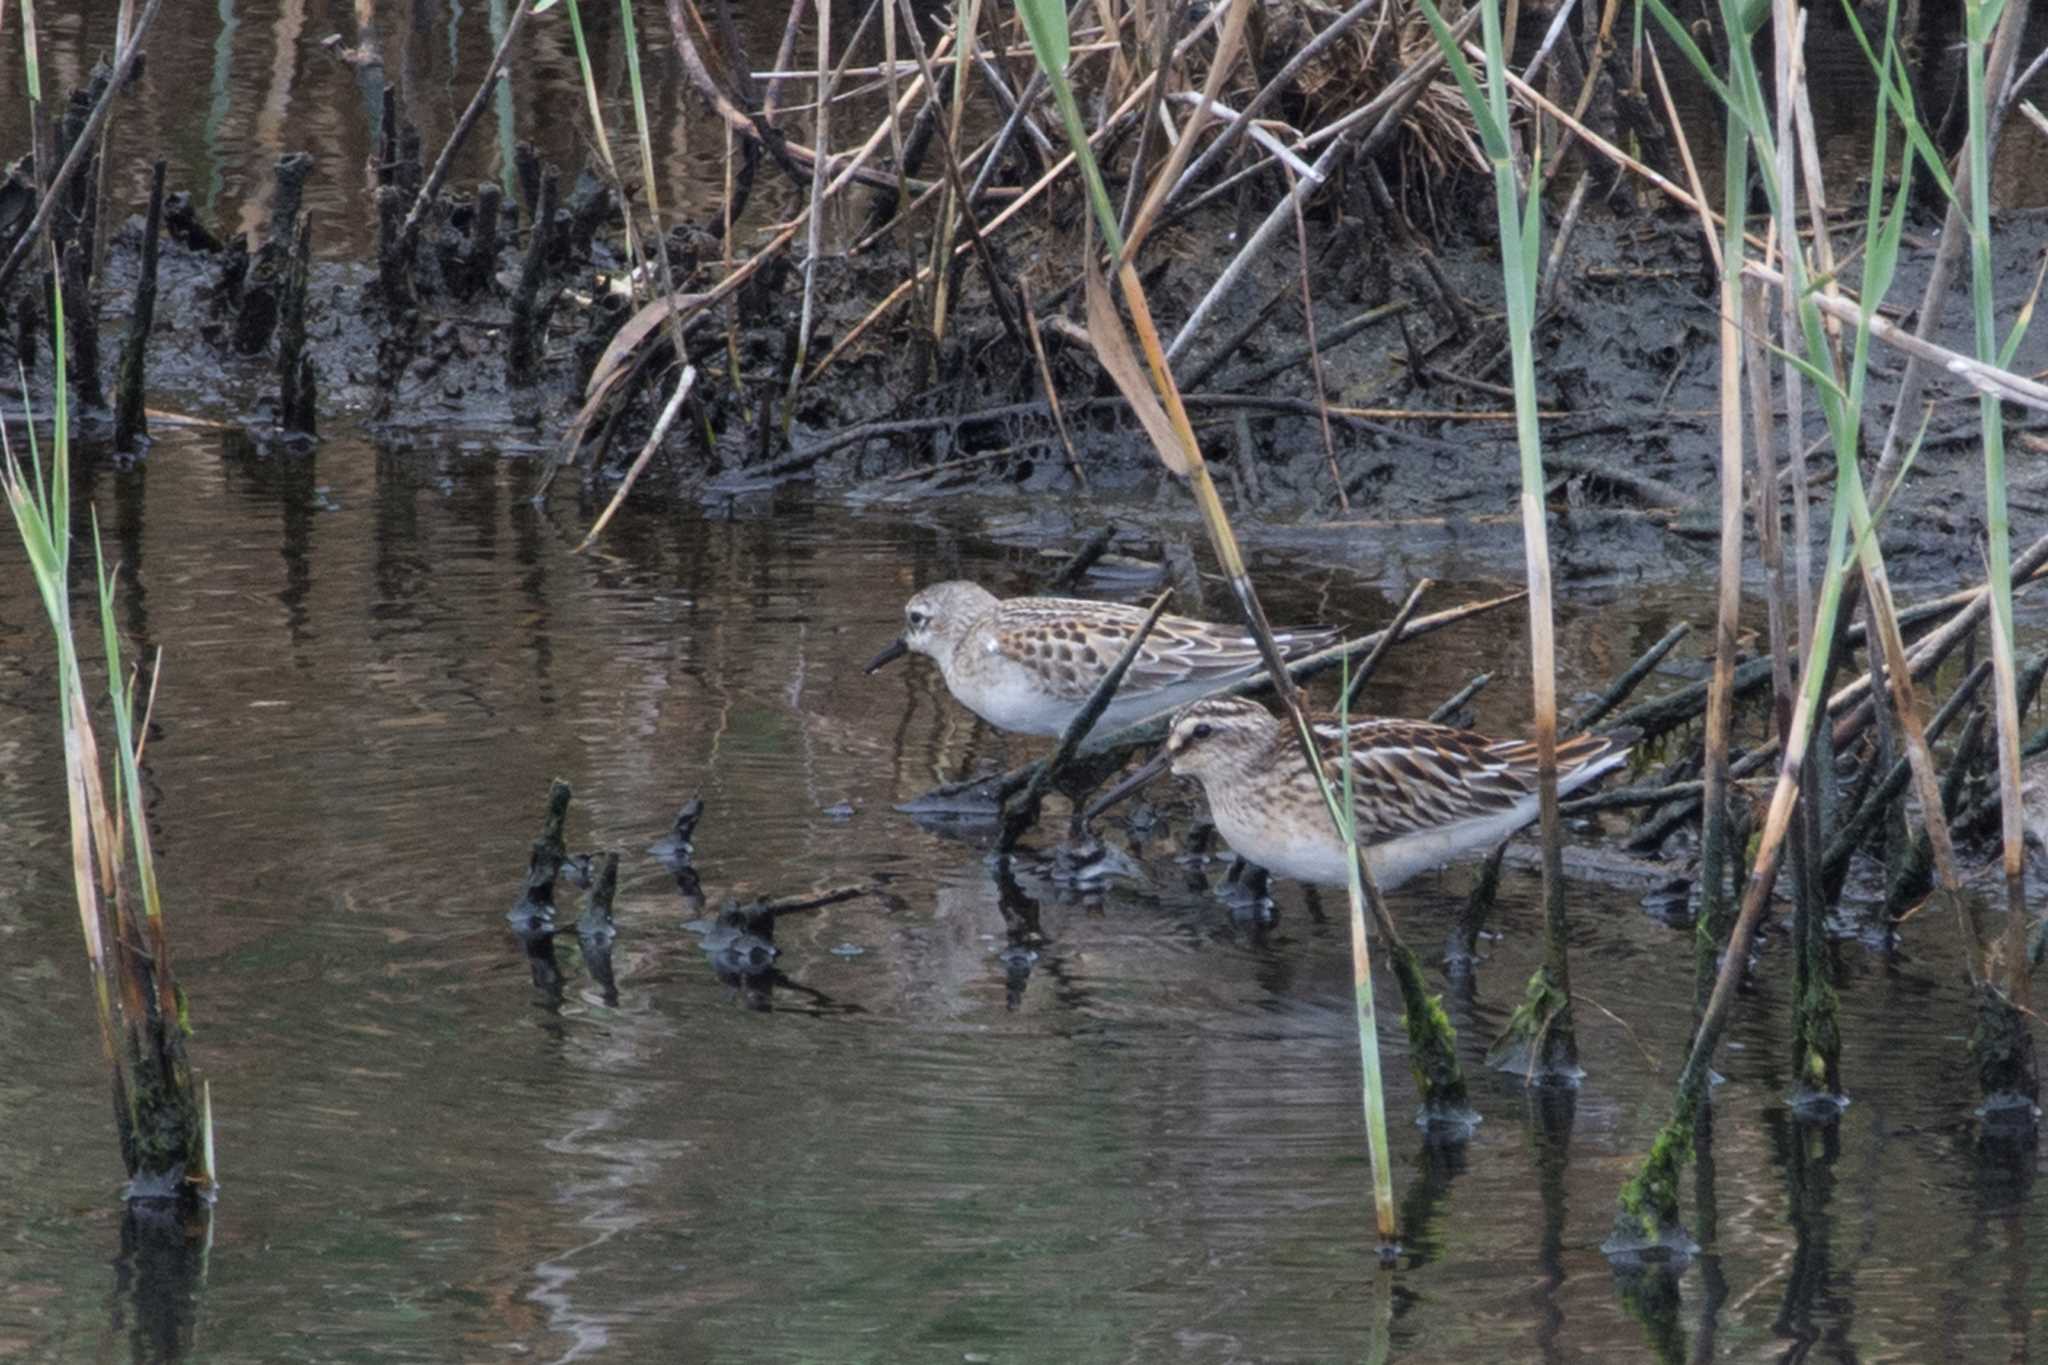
left=867, top=581, right=1339, bottom=737
left=1106, top=696, right=1635, bottom=889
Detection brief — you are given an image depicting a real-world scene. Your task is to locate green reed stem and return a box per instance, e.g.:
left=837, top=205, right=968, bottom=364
left=1, top=249, right=212, bottom=1197
left=1964, top=0, right=2033, bottom=1025
left=1339, top=656, right=1398, bottom=1244
left=1420, top=0, right=1575, bottom=1077
left=1014, top=0, right=1426, bottom=1243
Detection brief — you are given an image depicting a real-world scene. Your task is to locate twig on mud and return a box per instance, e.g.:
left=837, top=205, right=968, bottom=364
left=1537, top=173, right=1592, bottom=311
left=788, top=0, right=835, bottom=405
left=1746, top=261, right=2048, bottom=415
left=0, top=0, right=165, bottom=299
left=1543, top=452, right=1694, bottom=509
left=1196, top=296, right=1409, bottom=386
left=1284, top=164, right=1347, bottom=511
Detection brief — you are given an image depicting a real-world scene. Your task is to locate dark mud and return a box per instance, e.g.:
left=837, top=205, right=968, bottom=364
left=18, top=47, right=2048, bottom=594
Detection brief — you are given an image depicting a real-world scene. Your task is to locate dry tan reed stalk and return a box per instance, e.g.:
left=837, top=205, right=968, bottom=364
left=1743, top=262, right=2048, bottom=414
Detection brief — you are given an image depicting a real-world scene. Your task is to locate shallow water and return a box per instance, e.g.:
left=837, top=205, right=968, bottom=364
left=0, top=428, right=2042, bottom=1362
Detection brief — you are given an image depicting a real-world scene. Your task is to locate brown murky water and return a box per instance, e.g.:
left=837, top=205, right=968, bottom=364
left=0, top=426, right=2042, bottom=1362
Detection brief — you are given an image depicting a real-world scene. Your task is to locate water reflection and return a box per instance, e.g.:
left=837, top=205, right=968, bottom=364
left=111, top=1205, right=211, bottom=1365
left=1771, top=1111, right=1850, bottom=1359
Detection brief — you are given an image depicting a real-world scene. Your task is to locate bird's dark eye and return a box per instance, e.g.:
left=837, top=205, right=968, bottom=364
left=908, top=610, right=928, bottom=629
left=1190, top=722, right=1214, bottom=741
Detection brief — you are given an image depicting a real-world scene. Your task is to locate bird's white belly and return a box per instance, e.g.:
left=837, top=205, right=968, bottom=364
left=1214, top=799, right=1544, bottom=891
left=950, top=658, right=1258, bottom=739
left=1207, top=748, right=1628, bottom=889
left=951, top=661, right=1073, bottom=736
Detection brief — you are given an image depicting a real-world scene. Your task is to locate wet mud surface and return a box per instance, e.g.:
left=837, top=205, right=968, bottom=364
left=43, top=172, right=2048, bottom=594
left=15, top=0, right=2048, bottom=595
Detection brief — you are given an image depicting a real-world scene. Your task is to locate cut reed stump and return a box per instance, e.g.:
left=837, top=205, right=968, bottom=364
left=114, top=160, right=167, bottom=454
left=576, top=852, right=621, bottom=1006
left=509, top=779, right=573, bottom=936
left=507, top=779, right=573, bottom=994
left=277, top=214, right=316, bottom=440
left=507, top=168, right=560, bottom=388
left=61, top=238, right=105, bottom=409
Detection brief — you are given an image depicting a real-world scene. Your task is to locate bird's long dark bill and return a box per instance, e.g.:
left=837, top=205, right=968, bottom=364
left=1083, top=747, right=1174, bottom=824
left=864, top=638, right=909, bottom=674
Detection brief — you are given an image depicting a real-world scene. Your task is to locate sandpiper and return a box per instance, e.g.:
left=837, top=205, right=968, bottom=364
left=1087, top=696, right=1634, bottom=890
left=864, top=580, right=1338, bottom=737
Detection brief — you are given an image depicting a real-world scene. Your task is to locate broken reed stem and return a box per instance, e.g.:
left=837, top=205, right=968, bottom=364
left=1020, top=279, right=1087, bottom=488
left=997, top=589, right=1172, bottom=854
left=576, top=365, right=699, bottom=552
left=1960, top=0, right=2038, bottom=1070
left=1423, top=0, right=1575, bottom=1081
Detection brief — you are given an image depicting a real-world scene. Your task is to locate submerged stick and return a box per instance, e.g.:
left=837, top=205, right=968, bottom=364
left=1566, top=623, right=1690, bottom=736
left=113, top=160, right=166, bottom=453
left=1430, top=672, right=1492, bottom=724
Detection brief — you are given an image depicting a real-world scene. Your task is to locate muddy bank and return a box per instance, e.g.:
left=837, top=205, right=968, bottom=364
left=13, top=15, right=2048, bottom=592
left=54, top=181, right=2046, bottom=590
